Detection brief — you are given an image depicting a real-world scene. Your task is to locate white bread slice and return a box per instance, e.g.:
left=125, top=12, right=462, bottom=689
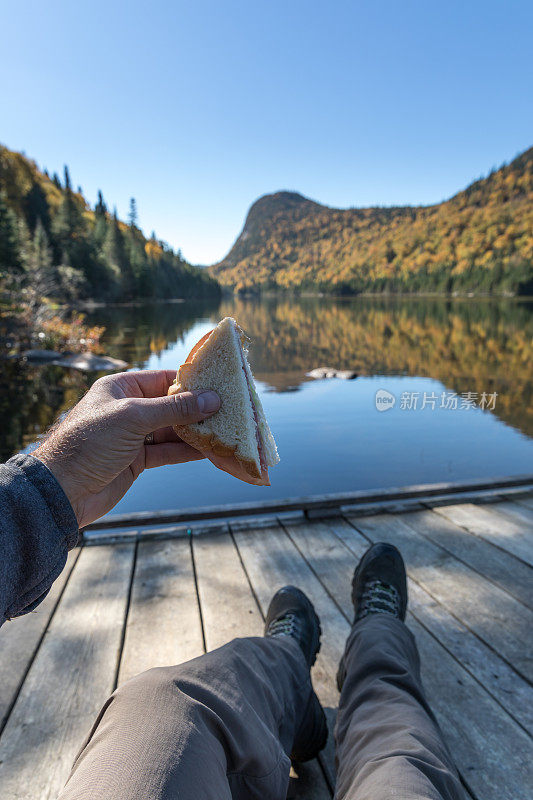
left=168, top=317, right=279, bottom=485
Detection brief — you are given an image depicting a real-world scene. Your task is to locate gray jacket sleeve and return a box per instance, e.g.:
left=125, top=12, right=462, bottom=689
left=0, top=453, right=79, bottom=626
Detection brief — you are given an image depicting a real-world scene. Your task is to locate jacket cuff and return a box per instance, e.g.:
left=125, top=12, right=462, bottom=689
left=7, top=454, right=80, bottom=550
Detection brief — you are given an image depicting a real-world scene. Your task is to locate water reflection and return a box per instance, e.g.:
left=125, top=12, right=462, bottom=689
left=1, top=295, right=531, bottom=463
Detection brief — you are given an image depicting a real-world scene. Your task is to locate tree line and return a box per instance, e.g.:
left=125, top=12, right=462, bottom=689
left=0, top=145, right=220, bottom=307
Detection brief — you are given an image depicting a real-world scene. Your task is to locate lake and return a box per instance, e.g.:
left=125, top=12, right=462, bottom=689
left=2, top=296, right=532, bottom=519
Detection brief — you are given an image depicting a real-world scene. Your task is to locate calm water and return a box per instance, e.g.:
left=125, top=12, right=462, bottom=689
left=3, top=296, right=532, bottom=518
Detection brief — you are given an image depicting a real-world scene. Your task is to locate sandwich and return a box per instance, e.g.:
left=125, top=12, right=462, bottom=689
left=168, top=317, right=280, bottom=485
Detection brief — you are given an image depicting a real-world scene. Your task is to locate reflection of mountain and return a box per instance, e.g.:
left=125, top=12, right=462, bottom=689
left=1, top=296, right=531, bottom=460
left=215, top=297, right=533, bottom=436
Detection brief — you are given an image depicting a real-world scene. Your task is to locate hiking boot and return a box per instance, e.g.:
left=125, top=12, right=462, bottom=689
left=337, top=543, right=408, bottom=691
left=265, top=586, right=328, bottom=762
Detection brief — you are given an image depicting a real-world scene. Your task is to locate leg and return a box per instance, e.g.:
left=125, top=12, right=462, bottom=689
left=335, top=543, right=465, bottom=800
left=335, top=615, right=465, bottom=800
left=59, top=587, right=326, bottom=800
left=59, top=636, right=311, bottom=800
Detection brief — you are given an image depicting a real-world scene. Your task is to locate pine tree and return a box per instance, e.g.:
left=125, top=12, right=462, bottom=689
left=53, top=175, right=84, bottom=258
left=95, top=190, right=107, bottom=217
left=23, top=182, right=52, bottom=233
left=52, top=173, right=61, bottom=189
left=103, top=209, right=135, bottom=297
left=92, top=190, right=108, bottom=250
left=25, top=218, right=58, bottom=306
left=0, top=193, right=21, bottom=271
left=128, top=197, right=138, bottom=228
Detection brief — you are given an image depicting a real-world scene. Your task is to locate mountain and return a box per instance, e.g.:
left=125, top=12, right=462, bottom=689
left=210, top=148, right=533, bottom=295
left=0, top=144, right=220, bottom=303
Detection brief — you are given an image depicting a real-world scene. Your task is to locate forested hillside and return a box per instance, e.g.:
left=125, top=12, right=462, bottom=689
left=0, top=144, right=220, bottom=303
left=211, top=148, right=533, bottom=295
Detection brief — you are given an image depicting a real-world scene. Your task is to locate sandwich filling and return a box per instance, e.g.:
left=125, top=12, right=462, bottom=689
left=239, top=338, right=267, bottom=472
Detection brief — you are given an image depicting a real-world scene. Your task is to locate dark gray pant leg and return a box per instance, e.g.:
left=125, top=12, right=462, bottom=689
left=59, top=636, right=312, bottom=800
left=335, top=615, right=466, bottom=800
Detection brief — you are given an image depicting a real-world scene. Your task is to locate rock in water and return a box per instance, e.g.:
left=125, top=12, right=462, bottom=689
left=306, top=367, right=332, bottom=379
left=335, top=370, right=357, bottom=380
left=306, top=367, right=357, bottom=380
left=23, top=349, right=62, bottom=363
left=57, top=353, right=129, bottom=371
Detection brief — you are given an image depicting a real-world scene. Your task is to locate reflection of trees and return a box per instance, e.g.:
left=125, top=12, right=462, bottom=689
left=84, top=299, right=219, bottom=367
left=0, top=361, right=91, bottom=461
left=1, top=296, right=531, bottom=459
left=217, top=297, right=533, bottom=437
left=0, top=298, right=220, bottom=460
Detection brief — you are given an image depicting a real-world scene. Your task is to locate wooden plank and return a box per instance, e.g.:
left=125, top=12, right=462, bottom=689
left=407, top=614, right=532, bottom=800
left=0, top=544, right=134, bottom=800
left=0, top=549, right=80, bottom=732
left=322, top=518, right=533, bottom=734
left=493, top=499, right=533, bottom=528
left=193, top=529, right=263, bottom=650
left=421, top=485, right=533, bottom=508
left=398, top=508, right=533, bottom=609
left=232, top=522, right=351, bottom=790
left=407, top=579, right=533, bottom=735
left=118, top=538, right=204, bottom=685
left=84, top=474, right=533, bottom=531
left=284, top=518, right=533, bottom=800
left=515, top=493, right=533, bottom=510
left=433, top=502, right=533, bottom=566
left=345, top=512, right=533, bottom=682
left=194, top=529, right=331, bottom=798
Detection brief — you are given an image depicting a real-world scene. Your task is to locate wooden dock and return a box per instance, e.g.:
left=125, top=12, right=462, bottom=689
left=0, top=480, right=532, bottom=799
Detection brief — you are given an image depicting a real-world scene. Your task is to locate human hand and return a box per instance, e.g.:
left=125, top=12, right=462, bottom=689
left=34, top=370, right=220, bottom=528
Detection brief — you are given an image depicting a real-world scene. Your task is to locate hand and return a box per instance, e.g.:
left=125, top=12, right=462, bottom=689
left=34, top=370, right=220, bottom=528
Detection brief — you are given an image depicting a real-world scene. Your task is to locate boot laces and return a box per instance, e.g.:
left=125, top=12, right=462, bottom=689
left=266, top=612, right=300, bottom=639
left=357, top=580, right=400, bottom=621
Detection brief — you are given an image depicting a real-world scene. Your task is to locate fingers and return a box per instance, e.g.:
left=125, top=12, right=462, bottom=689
left=130, top=370, right=179, bottom=397
left=128, top=390, right=221, bottom=433
left=144, top=441, right=206, bottom=469
left=112, top=370, right=179, bottom=398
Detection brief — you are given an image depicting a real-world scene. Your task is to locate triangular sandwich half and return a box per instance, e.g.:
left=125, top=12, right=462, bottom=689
left=168, top=317, right=279, bottom=485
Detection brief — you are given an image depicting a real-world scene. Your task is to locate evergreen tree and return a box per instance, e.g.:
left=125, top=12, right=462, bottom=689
left=52, top=175, right=84, bottom=259
left=52, top=173, right=61, bottom=189
left=128, top=197, right=138, bottom=228
left=25, top=218, right=58, bottom=306
left=95, top=190, right=107, bottom=217
left=103, top=209, right=135, bottom=297
left=0, top=193, right=21, bottom=271
left=23, top=182, right=52, bottom=233
left=93, top=190, right=108, bottom=250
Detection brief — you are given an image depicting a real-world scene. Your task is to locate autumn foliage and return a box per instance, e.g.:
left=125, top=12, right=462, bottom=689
left=211, top=148, right=533, bottom=295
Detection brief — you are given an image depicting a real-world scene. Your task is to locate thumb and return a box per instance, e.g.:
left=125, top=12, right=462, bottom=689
left=129, top=390, right=220, bottom=433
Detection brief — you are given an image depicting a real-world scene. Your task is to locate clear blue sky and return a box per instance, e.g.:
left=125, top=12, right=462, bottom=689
left=2, top=0, right=532, bottom=265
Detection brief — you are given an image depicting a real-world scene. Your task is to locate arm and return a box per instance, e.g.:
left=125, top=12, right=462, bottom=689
left=0, top=454, right=78, bottom=622
left=0, top=370, right=219, bottom=626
